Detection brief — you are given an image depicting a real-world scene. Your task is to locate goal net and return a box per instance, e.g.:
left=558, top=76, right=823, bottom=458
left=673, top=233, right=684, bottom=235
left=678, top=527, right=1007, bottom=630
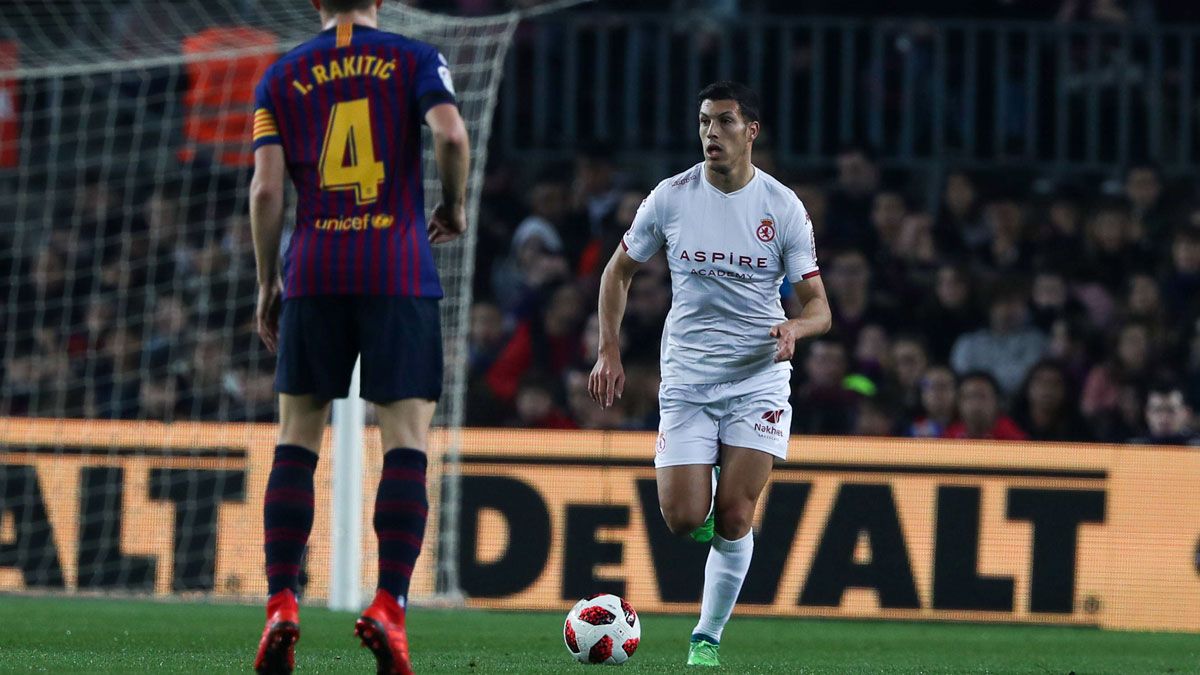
left=0, top=0, right=582, bottom=604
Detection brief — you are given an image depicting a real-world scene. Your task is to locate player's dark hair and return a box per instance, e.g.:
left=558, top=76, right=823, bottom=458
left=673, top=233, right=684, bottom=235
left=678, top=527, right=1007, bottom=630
left=321, top=0, right=375, bottom=13
left=697, top=81, right=761, bottom=124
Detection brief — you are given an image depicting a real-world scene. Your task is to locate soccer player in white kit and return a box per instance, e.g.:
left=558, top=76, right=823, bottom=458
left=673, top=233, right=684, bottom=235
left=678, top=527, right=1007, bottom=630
left=589, top=81, right=832, bottom=667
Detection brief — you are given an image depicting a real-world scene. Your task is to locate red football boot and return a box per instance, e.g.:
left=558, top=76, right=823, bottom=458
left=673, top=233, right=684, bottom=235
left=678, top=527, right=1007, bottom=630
left=254, top=589, right=300, bottom=675
left=355, top=589, right=414, bottom=675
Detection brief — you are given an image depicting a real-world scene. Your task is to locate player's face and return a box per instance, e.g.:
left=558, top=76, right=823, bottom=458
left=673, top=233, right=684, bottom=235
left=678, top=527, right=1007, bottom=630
left=698, top=99, right=758, bottom=171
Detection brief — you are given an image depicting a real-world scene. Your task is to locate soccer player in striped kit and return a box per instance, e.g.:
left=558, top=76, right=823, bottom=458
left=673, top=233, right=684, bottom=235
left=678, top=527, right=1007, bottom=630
left=249, top=0, right=468, bottom=672
left=590, top=81, right=831, bottom=667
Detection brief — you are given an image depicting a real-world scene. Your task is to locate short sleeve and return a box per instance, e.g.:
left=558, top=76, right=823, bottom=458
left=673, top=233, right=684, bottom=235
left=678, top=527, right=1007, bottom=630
left=620, top=188, right=664, bottom=262
left=415, top=46, right=457, bottom=116
left=252, top=72, right=281, bottom=149
left=782, top=197, right=820, bottom=283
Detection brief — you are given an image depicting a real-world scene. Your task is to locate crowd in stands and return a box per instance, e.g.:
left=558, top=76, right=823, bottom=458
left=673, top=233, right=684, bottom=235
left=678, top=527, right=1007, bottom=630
left=0, top=169, right=274, bottom=423
left=3, top=144, right=1198, bottom=445
left=465, top=146, right=1200, bottom=445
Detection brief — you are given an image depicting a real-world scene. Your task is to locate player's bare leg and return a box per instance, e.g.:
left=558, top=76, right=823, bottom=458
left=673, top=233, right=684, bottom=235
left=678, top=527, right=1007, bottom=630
left=688, top=444, right=773, bottom=667
left=656, top=463, right=715, bottom=536
left=256, top=394, right=331, bottom=675
left=356, top=398, right=437, bottom=675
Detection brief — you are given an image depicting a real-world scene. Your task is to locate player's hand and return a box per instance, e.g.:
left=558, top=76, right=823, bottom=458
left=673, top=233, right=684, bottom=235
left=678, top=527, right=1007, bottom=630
left=256, top=279, right=283, bottom=354
left=588, top=348, right=625, bottom=409
left=428, top=201, right=467, bottom=244
left=769, top=320, right=802, bottom=363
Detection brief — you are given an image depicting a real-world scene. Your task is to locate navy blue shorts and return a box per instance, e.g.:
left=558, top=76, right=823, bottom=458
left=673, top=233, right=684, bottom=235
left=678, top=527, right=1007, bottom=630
left=274, top=296, right=443, bottom=404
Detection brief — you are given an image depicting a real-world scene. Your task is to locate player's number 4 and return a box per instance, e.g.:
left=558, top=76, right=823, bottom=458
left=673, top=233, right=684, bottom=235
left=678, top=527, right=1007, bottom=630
left=319, top=98, right=385, bottom=205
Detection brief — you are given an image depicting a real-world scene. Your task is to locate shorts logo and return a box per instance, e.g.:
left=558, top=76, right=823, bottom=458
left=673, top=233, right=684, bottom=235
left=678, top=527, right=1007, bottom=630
left=756, top=219, right=775, bottom=242
left=761, top=409, right=785, bottom=424
left=655, top=433, right=666, bottom=454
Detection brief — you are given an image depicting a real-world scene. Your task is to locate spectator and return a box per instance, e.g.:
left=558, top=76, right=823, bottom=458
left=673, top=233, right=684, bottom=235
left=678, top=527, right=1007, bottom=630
left=853, top=323, right=891, bottom=381
left=1120, top=272, right=1166, bottom=328
left=512, top=373, right=577, bottom=429
left=789, top=179, right=828, bottom=245
left=1127, top=383, right=1198, bottom=446
left=824, top=144, right=880, bottom=252
left=1078, top=200, right=1151, bottom=297
left=577, top=188, right=646, bottom=281
left=916, top=263, right=985, bottom=362
left=825, top=249, right=893, bottom=348
left=180, top=330, right=231, bottom=419
left=468, top=302, right=509, bottom=378
left=623, top=272, right=671, bottom=366
left=888, top=335, right=929, bottom=419
left=853, top=397, right=898, bottom=436
left=1124, top=162, right=1170, bottom=243
left=1082, top=321, right=1156, bottom=422
left=975, top=194, right=1032, bottom=277
left=491, top=174, right=572, bottom=310
left=572, top=145, right=623, bottom=239
left=486, top=283, right=586, bottom=403
left=1046, top=316, right=1094, bottom=386
left=1029, top=269, right=1086, bottom=331
left=909, top=365, right=957, bottom=438
left=1012, top=360, right=1091, bottom=442
left=92, top=321, right=144, bottom=420
left=950, top=283, right=1047, bottom=395
left=139, top=359, right=183, bottom=422
left=933, top=170, right=985, bottom=257
left=1034, top=188, right=1086, bottom=278
left=944, top=371, right=1028, bottom=440
left=1161, top=227, right=1200, bottom=323
left=792, top=338, right=857, bottom=434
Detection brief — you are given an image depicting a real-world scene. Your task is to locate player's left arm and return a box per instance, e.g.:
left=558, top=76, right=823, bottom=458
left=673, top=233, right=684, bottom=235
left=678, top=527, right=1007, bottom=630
left=771, top=197, right=832, bottom=362
left=770, top=276, right=832, bottom=362
left=250, top=144, right=286, bottom=353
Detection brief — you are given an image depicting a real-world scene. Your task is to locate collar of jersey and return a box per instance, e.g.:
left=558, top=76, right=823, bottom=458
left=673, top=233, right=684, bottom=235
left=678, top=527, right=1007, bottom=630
left=320, top=22, right=378, bottom=33
left=699, top=164, right=759, bottom=198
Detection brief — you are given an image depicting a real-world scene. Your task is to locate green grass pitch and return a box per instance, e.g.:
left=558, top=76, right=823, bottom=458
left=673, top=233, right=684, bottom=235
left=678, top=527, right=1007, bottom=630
left=0, top=595, right=1195, bottom=673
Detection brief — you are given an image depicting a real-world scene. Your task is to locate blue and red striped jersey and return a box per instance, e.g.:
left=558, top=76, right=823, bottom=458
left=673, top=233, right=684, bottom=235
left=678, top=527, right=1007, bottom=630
left=252, top=22, right=456, bottom=298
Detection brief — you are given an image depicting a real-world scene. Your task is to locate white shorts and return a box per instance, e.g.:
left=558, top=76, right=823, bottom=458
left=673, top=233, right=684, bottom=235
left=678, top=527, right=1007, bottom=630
left=654, top=367, right=792, bottom=468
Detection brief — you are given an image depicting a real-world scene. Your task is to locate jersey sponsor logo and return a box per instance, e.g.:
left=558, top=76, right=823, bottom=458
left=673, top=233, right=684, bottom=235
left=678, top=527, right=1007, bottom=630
left=755, top=409, right=786, bottom=439
left=671, top=171, right=698, bottom=187
left=757, top=219, right=776, bottom=243
left=679, top=250, right=768, bottom=268
left=313, top=213, right=395, bottom=231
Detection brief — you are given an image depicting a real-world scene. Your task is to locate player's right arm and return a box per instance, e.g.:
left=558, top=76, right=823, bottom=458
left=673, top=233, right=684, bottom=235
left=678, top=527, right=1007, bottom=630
left=250, top=71, right=286, bottom=353
left=426, top=103, right=469, bottom=243
left=589, top=188, right=664, bottom=408
left=589, top=247, right=641, bottom=408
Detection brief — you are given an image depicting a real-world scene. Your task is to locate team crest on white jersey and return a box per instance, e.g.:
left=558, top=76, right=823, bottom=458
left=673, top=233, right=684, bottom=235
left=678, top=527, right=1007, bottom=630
left=756, top=219, right=775, bottom=243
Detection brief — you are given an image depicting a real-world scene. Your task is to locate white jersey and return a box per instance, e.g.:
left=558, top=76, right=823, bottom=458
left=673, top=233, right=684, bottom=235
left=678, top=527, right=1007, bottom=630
left=622, top=162, right=820, bottom=385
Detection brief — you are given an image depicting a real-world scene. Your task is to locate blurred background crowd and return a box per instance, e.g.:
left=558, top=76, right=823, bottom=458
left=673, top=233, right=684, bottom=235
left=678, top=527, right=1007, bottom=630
left=0, top=0, right=1198, bottom=446
left=463, top=147, right=1200, bottom=445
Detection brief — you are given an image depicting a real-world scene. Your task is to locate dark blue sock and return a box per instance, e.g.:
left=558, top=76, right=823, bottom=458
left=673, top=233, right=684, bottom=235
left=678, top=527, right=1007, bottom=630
left=374, top=448, right=428, bottom=603
left=263, top=444, right=318, bottom=596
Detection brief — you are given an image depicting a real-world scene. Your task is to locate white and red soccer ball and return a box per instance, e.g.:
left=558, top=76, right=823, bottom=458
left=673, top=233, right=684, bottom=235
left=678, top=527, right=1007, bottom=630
left=563, top=594, right=641, bottom=665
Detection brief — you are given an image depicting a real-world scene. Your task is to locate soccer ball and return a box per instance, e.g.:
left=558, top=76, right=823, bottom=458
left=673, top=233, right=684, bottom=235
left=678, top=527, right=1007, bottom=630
left=563, top=593, right=641, bottom=665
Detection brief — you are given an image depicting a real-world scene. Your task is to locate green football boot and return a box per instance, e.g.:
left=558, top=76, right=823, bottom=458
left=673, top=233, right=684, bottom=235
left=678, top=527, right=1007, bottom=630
left=688, top=466, right=720, bottom=543
left=687, top=638, right=721, bottom=667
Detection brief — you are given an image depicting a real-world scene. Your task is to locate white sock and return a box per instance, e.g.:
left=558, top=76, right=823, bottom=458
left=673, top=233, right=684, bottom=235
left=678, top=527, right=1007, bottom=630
left=692, top=531, right=754, bottom=643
